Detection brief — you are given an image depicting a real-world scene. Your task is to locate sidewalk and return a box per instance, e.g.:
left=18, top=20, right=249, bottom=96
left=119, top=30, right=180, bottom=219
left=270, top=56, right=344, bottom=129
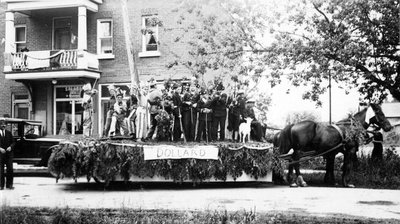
left=1, top=177, right=399, bottom=220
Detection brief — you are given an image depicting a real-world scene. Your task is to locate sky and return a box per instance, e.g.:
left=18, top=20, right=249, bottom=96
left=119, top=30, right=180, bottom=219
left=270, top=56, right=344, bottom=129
left=266, top=78, right=361, bottom=128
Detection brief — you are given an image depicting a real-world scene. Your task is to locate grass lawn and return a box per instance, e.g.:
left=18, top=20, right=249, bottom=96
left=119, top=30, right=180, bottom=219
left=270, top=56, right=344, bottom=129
left=0, top=207, right=398, bottom=224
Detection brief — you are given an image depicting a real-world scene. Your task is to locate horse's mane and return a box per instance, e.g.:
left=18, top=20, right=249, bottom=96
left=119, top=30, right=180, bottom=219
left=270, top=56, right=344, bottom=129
left=277, top=123, right=294, bottom=154
left=337, top=106, right=368, bottom=125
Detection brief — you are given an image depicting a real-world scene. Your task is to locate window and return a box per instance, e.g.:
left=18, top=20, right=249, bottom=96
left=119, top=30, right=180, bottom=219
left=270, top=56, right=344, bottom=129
left=139, top=15, right=161, bottom=58
left=54, top=85, right=84, bottom=135
left=12, top=93, right=30, bottom=119
left=15, top=25, right=26, bottom=52
left=97, top=19, right=114, bottom=59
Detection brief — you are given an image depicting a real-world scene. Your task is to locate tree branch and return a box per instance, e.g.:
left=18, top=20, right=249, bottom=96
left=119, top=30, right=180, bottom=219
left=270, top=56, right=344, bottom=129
left=205, top=49, right=269, bottom=55
left=367, top=54, right=400, bottom=61
left=312, top=3, right=330, bottom=24
left=218, top=2, right=268, bottom=51
left=354, top=63, right=388, bottom=87
left=275, top=30, right=311, bottom=41
left=324, top=53, right=388, bottom=87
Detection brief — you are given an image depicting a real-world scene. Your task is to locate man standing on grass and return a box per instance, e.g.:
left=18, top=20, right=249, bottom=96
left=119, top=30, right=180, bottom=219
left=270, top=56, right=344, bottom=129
left=0, top=119, right=15, bottom=190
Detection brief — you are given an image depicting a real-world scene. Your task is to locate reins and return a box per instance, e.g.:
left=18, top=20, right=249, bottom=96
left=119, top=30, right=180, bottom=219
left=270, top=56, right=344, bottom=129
left=286, top=143, right=344, bottom=165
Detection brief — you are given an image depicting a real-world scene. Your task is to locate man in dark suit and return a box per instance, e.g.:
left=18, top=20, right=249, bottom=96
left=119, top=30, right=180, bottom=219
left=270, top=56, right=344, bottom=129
left=0, top=119, right=15, bottom=190
left=171, top=83, right=182, bottom=142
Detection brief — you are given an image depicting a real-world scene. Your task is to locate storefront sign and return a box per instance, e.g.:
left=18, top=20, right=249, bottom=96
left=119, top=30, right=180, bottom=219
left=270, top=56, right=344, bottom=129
left=143, top=145, right=219, bottom=160
left=56, top=86, right=82, bottom=99
left=65, top=86, right=82, bottom=98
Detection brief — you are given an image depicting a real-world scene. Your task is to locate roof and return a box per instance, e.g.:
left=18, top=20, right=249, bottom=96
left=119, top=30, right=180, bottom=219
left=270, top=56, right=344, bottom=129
left=382, top=103, right=400, bottom=118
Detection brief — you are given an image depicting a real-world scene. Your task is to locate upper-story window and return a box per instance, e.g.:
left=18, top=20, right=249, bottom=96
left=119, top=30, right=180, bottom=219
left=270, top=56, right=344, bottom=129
left=97, top=19, right=114, bottom=59
left=15, top=25, right=26, bottom=52
left=139, top=15, right=161, bottom=58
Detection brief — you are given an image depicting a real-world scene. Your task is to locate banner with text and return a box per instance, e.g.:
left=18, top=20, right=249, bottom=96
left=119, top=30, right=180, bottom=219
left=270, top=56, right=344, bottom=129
left=143, top=145, right=219, bottom=160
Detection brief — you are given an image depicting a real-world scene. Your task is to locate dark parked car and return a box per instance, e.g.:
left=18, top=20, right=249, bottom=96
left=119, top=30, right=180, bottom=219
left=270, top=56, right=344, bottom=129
left=3, top=117, right=62, bottom=167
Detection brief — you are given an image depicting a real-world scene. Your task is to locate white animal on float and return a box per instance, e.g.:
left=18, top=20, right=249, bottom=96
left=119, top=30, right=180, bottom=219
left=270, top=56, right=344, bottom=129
left=239, top=117, right=253, bottom=143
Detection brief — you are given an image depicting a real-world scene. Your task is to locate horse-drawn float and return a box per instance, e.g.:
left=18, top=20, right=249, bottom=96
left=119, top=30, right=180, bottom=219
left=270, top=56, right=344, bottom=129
left=47, top=103, right=393, bottom=188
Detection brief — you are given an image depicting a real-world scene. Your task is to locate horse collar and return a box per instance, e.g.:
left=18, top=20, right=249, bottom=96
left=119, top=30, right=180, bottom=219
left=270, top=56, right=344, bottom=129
left=331, top=123, right=345, bottom=143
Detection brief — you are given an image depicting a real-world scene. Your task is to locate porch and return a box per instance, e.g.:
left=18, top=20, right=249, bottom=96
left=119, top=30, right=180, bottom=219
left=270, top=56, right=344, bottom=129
left=4, top=50, right=100, bottom=80
left=2, top=0, right=103, bottom=80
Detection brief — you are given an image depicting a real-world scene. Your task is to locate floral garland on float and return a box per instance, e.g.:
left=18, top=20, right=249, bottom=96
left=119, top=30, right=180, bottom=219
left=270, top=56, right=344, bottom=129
left=47, top=139, right=285, bottom=186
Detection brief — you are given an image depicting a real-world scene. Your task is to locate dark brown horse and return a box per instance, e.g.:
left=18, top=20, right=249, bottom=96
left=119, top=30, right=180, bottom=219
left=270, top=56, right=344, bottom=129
left=276, top=103, right=392, bottom=187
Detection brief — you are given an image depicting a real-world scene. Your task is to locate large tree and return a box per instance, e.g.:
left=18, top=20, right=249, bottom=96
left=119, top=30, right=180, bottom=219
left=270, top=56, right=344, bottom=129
left=267, top=0, right=400, bottom=104
left=174, top=0, right=400, bottom=105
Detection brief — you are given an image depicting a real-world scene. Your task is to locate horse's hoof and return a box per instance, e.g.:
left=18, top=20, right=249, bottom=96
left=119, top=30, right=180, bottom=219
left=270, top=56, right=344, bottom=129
left=346, top=184, right=355, bottom=188
left=289, top=183, right=298, bottom=188
left=299, top=182, right=308, bottom=187
left=296, top=176, right=308, bottom=187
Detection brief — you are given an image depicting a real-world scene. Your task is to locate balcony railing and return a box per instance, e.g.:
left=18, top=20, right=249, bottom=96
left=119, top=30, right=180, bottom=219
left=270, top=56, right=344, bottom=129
left=4, top=50, right=99, bottom=72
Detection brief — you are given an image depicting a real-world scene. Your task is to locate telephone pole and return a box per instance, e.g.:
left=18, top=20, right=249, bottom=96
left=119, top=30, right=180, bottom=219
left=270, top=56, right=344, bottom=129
left=329, top=69, right=332, bottom=124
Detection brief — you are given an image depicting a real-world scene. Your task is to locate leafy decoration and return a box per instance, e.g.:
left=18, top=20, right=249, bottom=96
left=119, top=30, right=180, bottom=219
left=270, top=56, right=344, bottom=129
left=48, top=140, right=281, bottom=185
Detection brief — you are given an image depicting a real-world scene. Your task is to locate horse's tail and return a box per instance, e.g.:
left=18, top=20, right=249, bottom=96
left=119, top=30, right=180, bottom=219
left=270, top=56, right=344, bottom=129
left=276, top=124, right=294, bottom=154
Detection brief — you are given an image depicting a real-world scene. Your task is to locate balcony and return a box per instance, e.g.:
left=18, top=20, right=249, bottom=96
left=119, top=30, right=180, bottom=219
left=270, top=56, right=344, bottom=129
left=4, top=50, right=100, bottom=81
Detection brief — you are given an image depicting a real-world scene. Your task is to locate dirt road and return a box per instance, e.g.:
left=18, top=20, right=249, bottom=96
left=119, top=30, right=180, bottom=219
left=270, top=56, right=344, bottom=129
left=1, top=177, right=399, bottom=220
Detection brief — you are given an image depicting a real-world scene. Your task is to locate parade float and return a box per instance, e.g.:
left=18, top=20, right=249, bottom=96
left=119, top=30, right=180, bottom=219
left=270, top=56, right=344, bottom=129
left=47, top=139, right=281, bottom=185
left=46, top=78, right=284, bottom=185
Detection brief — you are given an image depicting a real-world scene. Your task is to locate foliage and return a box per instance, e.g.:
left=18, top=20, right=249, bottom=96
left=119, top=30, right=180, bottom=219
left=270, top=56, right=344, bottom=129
left=353, top=146, right=400, bottom=189
left=48, top=140, right=280, bottom=185
left=172, top=0, right=272, bottom=99
left=384, top=129, right=400, bottom=145
left=266, top=0, right=400, bottom=103
left=140, top=17, right=163, bottom=35
left=343, top=118, right=368, bottom=145
left=300, top=156, right=343, bottom=171
left=155, top=110, right=173, bottom=141
left=285, top=110, right=321, bottom=125
left=301, top=147, right=400, bottom=189
left=175, top=0, right=400, bottom=105
left=0, top=207, right=48, bottom=224
left=1, top=207, right=397, bottom=224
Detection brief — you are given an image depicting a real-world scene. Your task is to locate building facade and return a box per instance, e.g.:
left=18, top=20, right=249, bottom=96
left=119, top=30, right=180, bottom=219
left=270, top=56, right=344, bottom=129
left=0, top=0, right=192, bottom=137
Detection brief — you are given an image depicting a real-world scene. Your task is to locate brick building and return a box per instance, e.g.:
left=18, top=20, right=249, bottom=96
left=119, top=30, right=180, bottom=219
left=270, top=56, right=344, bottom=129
left=0, top=0, right=192, bottom=136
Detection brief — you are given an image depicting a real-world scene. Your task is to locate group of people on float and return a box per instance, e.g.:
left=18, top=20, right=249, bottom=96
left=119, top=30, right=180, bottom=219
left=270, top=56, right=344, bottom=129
left=102, top=78, right=267, bottom=143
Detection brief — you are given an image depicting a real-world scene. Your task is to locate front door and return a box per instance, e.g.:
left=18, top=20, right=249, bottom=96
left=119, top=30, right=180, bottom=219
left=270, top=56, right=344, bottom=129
left=53, top=18, right=72, bottom=50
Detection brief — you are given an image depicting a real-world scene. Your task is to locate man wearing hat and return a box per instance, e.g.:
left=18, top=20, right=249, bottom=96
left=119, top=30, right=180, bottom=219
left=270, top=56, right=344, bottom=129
left=127, top=85, right=139, bottom=139
left=227, top=89, right=246, bottom=142
left=109, top=91, right=129, bottom=136
left=0, top=119, right=15, bottom=190
left=146, top=80, right=162, bottom=140
left=189, top=85, right=200, bottom=141
left=196, top=89, right=213, bottom=142
left=103, top=85, right=117, bottom=136
left=244, top=98, right=265, bottom=142
left=211, top=84, right=228, bottom=141
left=181, top=83, right=194, bottom=141
left=171, top=82, right=183, bottom=141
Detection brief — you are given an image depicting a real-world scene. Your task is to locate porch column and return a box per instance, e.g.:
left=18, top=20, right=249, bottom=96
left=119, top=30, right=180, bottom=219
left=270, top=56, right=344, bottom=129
left=4, top=11, right=15, bottom=72
left=78, top=6, right=87, bottom=51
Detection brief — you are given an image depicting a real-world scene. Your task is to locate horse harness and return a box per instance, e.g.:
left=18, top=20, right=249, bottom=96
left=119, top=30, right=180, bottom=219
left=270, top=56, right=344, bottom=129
left=286, top=122, right=349, bottom=165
